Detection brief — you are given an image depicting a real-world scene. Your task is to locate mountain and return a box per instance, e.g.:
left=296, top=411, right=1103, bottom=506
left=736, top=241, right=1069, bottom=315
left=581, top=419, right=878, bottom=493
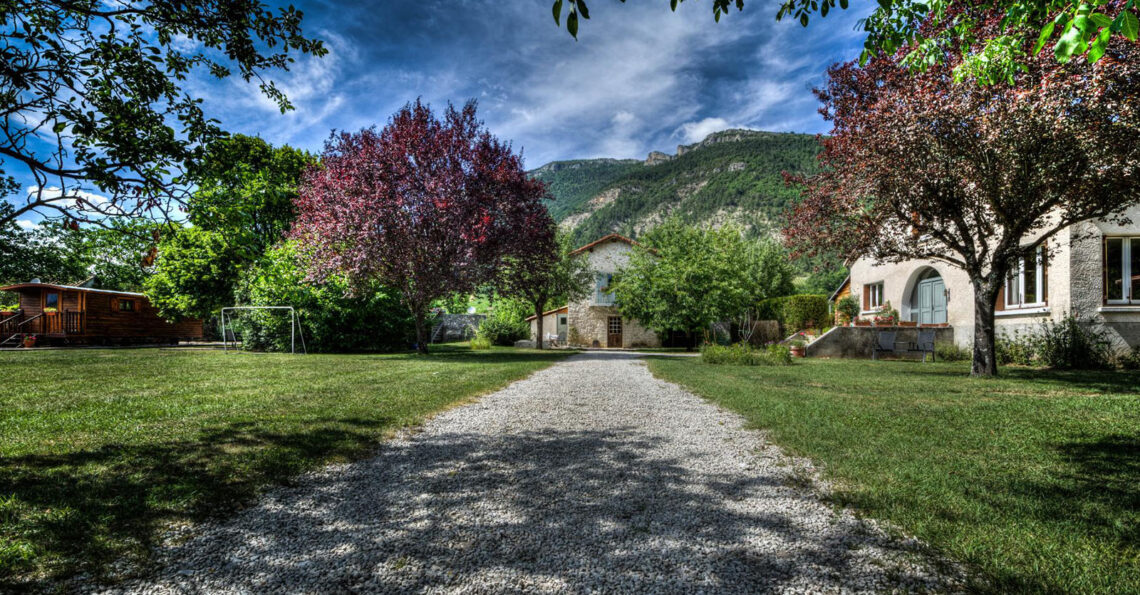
left=530, top=130, right=845, bottom=293
left=531, top=130, right=821, bottom=246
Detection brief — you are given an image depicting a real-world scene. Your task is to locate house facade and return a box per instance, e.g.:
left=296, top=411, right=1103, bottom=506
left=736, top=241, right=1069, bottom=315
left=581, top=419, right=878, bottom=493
left=842, top=205, right=1140, bottom=349
left=527, top=234, right=660, bottom=348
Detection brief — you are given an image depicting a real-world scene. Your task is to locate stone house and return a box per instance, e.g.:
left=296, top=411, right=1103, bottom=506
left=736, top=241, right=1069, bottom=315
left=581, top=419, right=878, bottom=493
left=837, top=204, right=1140, bottom=349
left=527, top=234, right=660, bottom=348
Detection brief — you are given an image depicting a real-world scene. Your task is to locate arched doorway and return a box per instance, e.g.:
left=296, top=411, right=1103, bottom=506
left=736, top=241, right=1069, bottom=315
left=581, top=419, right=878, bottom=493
left=909, top=269, right=947, bottom=325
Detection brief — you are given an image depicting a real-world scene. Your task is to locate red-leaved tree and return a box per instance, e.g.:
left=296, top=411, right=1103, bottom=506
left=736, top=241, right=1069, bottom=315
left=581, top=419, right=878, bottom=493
left=291, top=100, right=551, bottom=353
left=785, top=5, right=1140, bottom=376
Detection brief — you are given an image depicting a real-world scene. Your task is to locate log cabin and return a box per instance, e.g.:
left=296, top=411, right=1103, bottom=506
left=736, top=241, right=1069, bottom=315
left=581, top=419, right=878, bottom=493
left=0, top=281, right=203, bottom=347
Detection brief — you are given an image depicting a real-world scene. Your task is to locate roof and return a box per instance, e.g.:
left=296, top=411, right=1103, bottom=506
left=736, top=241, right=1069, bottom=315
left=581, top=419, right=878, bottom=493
left=525, top=306, right=568, bottom=321
left=569, top=233, right=640, bottom=257
left=0, top=282, right=146, bottom=298
left=827, top=276, right=851, bottom=303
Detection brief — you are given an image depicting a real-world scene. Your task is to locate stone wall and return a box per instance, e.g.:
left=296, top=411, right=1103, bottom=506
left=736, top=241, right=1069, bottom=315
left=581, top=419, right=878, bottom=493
left=431, top=314, right=484, bottom=343
left=806, top=326, right=954, bottom=359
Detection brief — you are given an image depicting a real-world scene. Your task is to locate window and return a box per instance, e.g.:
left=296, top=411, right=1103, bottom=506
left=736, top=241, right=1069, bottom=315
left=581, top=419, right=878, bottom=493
left=594, top=273, right=615, bottom=306
left=1105, top=237, right=1140, bottom=304
left=44, top=292, right=59, bottom=310
left=863, top=282, right=884, bottom=311
left=1005, top=246, right=1046, bottom=308
left=118, top=299, right=135, bottom=312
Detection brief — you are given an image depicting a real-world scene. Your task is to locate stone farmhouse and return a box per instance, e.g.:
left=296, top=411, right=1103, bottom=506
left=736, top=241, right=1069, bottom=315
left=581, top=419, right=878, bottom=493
left=835, top=204, right=1140, bottom=349
left=527, top=234, right=660, bottom=348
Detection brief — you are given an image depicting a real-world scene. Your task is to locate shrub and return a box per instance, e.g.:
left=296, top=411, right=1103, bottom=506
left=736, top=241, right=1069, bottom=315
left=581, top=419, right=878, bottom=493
left=700, top=342, right=793, bottom=366
left=1114, top=346, right=1140, bottom=370
left=835, top=295, right=859, bottom=324
left=755, top=294, right=829, bottom=334
left=233, top=244, right=414, bottom=353
left=996, top=328, right=1040, bottom=366
left=1037, top=316, right=1113, bottom=370
left=469, top=335, right=492, bottom=350
left=477, top=299, right=530, bottom=346
left=934, top=342, right=970, bottom=362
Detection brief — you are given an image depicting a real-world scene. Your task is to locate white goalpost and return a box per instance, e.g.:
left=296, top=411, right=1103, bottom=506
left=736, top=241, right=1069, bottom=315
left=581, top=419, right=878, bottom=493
left=220, top=306, right=307, bottom=354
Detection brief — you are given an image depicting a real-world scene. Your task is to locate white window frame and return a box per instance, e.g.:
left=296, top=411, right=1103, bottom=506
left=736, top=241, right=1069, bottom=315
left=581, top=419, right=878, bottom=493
left=1105, top=236, right=1140, bottom=305
left=863, top=281, right=884, bottom=312
left=1005, top=246, right=1045, bottom=309
left=594, top=272, right=616, bottom=306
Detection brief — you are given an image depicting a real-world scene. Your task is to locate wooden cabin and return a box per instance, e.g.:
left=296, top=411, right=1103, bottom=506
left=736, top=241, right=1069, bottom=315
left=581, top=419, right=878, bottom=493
left=0, top=282, right=203, bottom=346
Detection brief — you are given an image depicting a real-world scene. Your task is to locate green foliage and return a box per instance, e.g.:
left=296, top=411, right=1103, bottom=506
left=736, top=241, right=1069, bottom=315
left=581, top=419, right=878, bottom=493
left=996, top=328, right=1042, bottom=366
left=935, top=341, right=971, bottom=362
left=477, top=299, right=531, bottom=346
left=700, top=342, right=793, bottom=366
left=145, top=228, right=249, bottom=320
left=614, top=219, right=795, bottom=335
left=1037, top=315, right=1114, bottom=370
left=755, top=294, right=829, bottom=333
left=232, top=244, right=413, bottom=353
left=529, top=159, right=642, bottom=220
left=835, top=294, right=860, bottom=324
left=469, top=335, right=493, bottom=350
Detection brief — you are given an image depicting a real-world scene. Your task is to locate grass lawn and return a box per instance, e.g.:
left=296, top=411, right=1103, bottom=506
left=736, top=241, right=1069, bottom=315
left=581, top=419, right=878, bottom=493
left=0, top=345, right=569, bottom=589
left=647, top=357, right=1140, bottom=594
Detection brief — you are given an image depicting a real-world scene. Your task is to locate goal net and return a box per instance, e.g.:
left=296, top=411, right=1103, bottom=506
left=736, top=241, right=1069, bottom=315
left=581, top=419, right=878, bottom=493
left=220, top=306, right=307, bottom=354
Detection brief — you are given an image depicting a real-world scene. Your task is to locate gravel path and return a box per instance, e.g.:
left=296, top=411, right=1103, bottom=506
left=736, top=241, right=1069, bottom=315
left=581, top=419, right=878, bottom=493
left=107, top=352, right=961, bottom=594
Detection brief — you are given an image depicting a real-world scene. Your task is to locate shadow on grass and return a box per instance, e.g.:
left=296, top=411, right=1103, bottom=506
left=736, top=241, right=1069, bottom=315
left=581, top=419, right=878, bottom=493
left=109, top=429, right=952, bottom=593
left=0, top=417, right=395, bottom=590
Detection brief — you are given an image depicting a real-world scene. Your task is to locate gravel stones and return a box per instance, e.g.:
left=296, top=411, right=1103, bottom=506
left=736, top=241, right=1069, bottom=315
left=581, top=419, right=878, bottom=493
left=105, top=352, right=962, bottom=594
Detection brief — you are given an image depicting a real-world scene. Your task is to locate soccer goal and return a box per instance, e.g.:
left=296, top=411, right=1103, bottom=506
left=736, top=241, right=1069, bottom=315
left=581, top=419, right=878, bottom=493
left=220, top=306, right=307, bottom=354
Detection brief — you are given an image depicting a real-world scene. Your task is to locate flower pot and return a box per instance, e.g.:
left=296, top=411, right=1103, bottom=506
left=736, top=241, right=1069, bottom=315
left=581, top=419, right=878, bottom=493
left=790, top=345, right=806, bottom=358
left=22, top=336, right=36, bottom=348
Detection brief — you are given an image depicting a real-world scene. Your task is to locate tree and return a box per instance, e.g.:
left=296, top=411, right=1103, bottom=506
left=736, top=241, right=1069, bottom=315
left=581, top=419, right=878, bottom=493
left=784, top=10, right=1140, bottom=376
left=613, top=219, right=794, bottom=349
left=0, top=0, right=325, bottom=230
left=145, top=227, right=247, bottom=320
left=547, top=1, right=1139, bottom=84
left=291, top=100, right=551, bottom=354
left=496, top=229, right=593, bottom=349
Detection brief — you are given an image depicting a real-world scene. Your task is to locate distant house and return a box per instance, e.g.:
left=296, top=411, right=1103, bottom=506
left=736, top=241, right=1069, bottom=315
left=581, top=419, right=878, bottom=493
left=527, top=234, right=660, bottom=348
left=0, top=280, right=203, bottom=347
left=838, top=204, right=1140, bottom=348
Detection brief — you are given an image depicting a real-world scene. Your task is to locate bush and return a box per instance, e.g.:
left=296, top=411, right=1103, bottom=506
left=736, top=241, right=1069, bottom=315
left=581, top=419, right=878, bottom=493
left=1038, top=316, right=1113, bottom=370
left=935, top=342, right=970, bottom=362
left=835, top=295, right=859, bottom=324
left=469, top=335, right=492, bottom=350
left=233, top=244, right=414, bottom=353
left=477, top=299, right=530, bottom=346
left=996, top=328, right=1041, bottom=366
left=700, top=342, right=793, bottom=366
left=755, top=294, right=830, bottom=334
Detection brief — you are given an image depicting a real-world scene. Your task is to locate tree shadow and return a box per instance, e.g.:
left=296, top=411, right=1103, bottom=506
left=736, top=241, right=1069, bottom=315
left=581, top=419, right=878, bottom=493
left=117, top=429, right=958, bottom=593
left=0, top=417, right=395, bottom=590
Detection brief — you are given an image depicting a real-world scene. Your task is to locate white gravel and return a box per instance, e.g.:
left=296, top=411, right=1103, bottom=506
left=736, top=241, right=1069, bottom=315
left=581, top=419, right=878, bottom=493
left=105, top=352, right=962, bottom=594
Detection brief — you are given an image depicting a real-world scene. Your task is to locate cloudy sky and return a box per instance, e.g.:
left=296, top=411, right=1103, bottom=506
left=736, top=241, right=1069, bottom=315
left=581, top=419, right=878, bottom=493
left=207, top=0, right=871, bottom=168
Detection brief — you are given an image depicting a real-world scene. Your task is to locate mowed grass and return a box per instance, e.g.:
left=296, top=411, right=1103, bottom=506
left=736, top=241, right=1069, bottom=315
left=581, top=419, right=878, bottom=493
left=0, top=345, right=570, bottom=589
left=647, top=357, right=1140, bottom=593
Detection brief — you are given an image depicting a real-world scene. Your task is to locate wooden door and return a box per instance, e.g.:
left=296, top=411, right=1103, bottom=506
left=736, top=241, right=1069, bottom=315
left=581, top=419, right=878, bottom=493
left=607, top=316, right=622, bottom=348
left=917, top=278, right=947, bottom=325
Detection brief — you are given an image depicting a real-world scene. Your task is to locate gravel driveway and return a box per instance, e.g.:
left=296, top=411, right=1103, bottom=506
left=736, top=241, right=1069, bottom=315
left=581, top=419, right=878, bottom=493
left=108, top=352, right=961, bottom=594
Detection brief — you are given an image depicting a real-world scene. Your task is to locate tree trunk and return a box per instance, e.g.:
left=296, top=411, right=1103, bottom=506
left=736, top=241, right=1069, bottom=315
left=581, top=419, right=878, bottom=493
left=413, top=310, right=430, bottom=355
left=534, top=303, right=544, bottom=350
left=971, top=285, right=999, bottom=377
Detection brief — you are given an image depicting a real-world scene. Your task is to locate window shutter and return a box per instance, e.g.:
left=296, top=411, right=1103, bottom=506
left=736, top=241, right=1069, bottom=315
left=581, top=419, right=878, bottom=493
left=1041, top=242, right=1048, bottom=302
left=862, top=286, right=869, bottom=310
left=1103, top=237, right=1108, bottom=304
left=995, top=285, right=1005, bottom=312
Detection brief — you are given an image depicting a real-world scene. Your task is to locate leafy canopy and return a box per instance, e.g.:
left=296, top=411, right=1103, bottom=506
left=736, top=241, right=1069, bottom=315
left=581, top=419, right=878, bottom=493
left=0, top=0, right=324, bottom=229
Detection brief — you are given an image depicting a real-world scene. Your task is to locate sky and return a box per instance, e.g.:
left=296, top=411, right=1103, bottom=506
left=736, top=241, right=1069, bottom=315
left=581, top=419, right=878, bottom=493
left=7, top=0, right=872, bottom=228
left=202, top=0, right=871, bottom=168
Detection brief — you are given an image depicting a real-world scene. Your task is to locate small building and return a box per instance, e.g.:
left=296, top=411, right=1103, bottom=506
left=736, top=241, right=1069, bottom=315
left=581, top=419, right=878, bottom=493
left=527, top=234, right=661, bottom=348
left=0, top=280, right=203, bottom=346
left=841, top=204, right=1140, bottom=349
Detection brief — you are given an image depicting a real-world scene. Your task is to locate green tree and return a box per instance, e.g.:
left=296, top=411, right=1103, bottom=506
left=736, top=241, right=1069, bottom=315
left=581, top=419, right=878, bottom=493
left=0, top=0, right=325, bottom=230
left=496, top=230, right=593, bottom=348
left=145, top=227, right=247, bottom=320
left=613, top=219, right=793, bottom=349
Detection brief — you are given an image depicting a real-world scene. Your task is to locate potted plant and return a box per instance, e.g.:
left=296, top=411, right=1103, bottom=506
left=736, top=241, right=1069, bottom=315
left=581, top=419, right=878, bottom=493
left=43, top=307, right=58, bottom=316
left=836, top=295, right=860, bottom=326
left=788, top=339, right=806, bottom=358
left=22, top=334, right=36, bottom=348
left=0, top=304, right=16, bottom=317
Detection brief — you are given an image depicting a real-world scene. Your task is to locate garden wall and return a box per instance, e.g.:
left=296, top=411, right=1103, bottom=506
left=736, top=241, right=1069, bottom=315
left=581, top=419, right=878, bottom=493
left=806, top=326, right=954, bottom=359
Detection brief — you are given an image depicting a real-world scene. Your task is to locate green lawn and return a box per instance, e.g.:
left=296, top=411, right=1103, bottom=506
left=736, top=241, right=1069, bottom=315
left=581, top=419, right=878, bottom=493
left=647, top=357, right=1140, bottom=594
left=0, top=345, right=569, bottom=589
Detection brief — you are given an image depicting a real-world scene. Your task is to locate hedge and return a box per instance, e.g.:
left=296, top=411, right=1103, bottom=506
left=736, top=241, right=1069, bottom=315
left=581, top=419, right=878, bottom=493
left=755, top=294, right=830, bottom=333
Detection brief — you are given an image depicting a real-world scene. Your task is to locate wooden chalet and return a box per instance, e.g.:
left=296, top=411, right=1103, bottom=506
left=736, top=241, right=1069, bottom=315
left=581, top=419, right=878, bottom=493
left=0, top=281, right=203, bottom=347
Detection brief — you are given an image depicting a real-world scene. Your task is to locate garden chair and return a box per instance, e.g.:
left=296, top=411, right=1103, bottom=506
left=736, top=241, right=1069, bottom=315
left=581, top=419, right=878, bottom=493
left=545, top=333, right=560, bottom=348
left=914, top=329, right=936, bottom=362
left=871, top=330, right=899, bottom=360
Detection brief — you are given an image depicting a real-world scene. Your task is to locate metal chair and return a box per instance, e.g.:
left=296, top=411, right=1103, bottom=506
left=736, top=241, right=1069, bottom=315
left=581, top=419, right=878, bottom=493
left=871, top=330, right=898, bottom=360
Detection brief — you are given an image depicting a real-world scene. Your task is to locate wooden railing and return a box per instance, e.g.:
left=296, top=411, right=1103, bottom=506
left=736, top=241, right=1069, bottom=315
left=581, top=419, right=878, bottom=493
left=0, top=310, right=22, bottom=335
left=64, top=311, right=85, bottom=334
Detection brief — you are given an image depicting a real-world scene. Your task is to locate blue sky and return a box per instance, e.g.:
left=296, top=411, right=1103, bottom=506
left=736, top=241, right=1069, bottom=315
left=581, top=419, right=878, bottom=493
left=204, top=0, right=871, bottom=167
left=8, top=0, right=871, bottom=229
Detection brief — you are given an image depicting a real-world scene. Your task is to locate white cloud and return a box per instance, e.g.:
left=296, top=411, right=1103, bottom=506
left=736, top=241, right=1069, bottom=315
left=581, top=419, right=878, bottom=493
left=27, top=186, right=109, bottom=210
left=16, top=219, right=39, bottom=231
left=677, top=117, right=736, bottom=144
